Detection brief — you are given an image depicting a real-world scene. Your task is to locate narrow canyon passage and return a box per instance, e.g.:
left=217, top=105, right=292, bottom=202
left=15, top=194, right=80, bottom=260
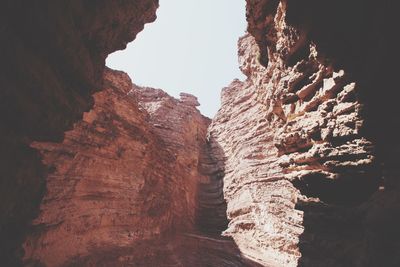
left=196, top=139, right=228, bottom=234
left=173, top=136, right=264, bottom=266
left=20, top=68, right=262, bottom=266
left=1, top=0, right=399, bottom=266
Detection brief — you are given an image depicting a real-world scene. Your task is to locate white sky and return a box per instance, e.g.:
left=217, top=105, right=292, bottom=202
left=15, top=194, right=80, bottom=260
left=106, top=0, right=246, bottom=118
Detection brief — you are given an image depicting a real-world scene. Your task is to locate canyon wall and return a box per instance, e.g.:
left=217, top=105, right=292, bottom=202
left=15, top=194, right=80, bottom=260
left=24, top=70, right=209, bottom=266
left=22, top=68, right=209, bottom=266
left=208, top=0, right=399, bottom=266
left=22, top=68, right=261, bottom=267
left=0, top=1, right=158, bottom=265
left=1, top=0, right=399, bottom=266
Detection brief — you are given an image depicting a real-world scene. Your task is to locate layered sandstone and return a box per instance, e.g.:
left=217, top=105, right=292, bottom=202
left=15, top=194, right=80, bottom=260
left=207, top=1, right=399, bottom=266
left=22, top=69, right=263, bottom=266
left=211, top=32, right=377, bottom=267
left=22, top=68, right=210, bottom=266
left=2, top=0, right=400, bottom=266
left=0, top=1, right=159, bottom=264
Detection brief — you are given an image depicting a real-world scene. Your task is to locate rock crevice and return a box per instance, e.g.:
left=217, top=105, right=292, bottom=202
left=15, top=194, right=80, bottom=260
left=1, top=0, right=399, bottom=266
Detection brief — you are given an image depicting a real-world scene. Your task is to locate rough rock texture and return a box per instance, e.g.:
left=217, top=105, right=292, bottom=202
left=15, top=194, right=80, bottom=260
left=207, top=0, right=400, bottom=266
left=22, top=69, right=263, bottom=266
left=22, top=68, right=206, bottom=266
left=2, top=0, right=400, bottom=266
left=0, top=1, right=158, bottom=265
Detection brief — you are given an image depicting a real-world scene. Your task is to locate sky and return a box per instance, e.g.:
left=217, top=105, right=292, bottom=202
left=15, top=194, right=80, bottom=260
left=106, top=0, right=247, bottom=118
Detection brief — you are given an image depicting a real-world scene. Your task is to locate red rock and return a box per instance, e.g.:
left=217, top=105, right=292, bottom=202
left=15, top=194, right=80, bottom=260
left=21, top=68, right=206, bottom=265
left=208, top=1, right=398, bottom=266
left=0, top=1, right=159, bottom=264
left=22, top=69, right=261, bottom=266
left=1, top=0, right=399, bottom=266
left=179, top=93, right=200, bottom=107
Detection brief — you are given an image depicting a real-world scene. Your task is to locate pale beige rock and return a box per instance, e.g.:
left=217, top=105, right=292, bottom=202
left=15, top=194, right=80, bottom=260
left=209, top=1, right=380, bottom=265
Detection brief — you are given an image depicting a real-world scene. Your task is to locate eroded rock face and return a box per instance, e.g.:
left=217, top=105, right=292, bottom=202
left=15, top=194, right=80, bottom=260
left=2, top=0, right=399, bottom=266
left=22, top=68, right=211, bottom=266
left=209, top=1, right=399, bottom=266
left=0, top=1, right=158, bottom=264
left=22, top=68, right=266, bottom=267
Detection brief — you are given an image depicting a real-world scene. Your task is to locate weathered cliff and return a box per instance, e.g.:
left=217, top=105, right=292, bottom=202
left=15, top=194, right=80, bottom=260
left=2, top=0, right=399, bottom=266
left=22, top=69, right=263, bottom=267
left=208, top=0, right=399, bottom=266
left=0, top=1, right=158, bottom=264
left=21, top=68, right=211, bottom=266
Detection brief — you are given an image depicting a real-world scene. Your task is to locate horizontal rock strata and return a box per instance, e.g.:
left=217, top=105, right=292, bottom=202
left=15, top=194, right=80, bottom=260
left=2, top=0, right=399, bottom=266
left=22, top=68, right=209, bottom=266
left=22, top=69, right=264, bottom=266
left=206, top=1, right=399, bottom=266
left=0, top=1, right=159, bottom=264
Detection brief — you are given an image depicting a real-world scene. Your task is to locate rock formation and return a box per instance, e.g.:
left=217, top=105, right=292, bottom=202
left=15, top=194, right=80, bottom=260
left=21, top=68, right=204, bottom=266
left=1, top=0, right=400, bottom=266
left=22, top=68, right=262, bottom=266
left=0, top=1, right=158, bottom=265
left=207, top=0, right=400, bottom=266
left=210, top=32, right=376, bottom=266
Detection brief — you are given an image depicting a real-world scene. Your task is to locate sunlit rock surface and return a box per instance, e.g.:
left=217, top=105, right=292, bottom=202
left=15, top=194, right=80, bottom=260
left=207, top=1, right=399, bottom=266
left=22, top=69, right=262, bottom=266
left=22, top=68, right=203, bottom=266
left=1, top=0, right=399, bottom=266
